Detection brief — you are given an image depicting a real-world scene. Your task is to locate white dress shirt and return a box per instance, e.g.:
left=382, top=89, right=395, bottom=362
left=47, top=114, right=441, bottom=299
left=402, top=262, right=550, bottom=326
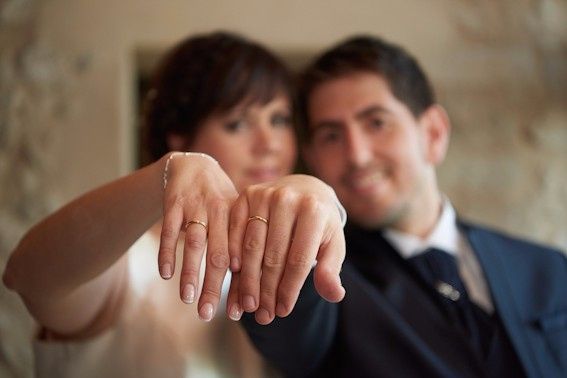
left=383, top=199, right=494, bottom=313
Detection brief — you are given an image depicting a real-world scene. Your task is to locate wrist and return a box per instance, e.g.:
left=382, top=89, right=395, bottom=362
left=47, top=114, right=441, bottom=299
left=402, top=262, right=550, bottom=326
left=162, top=151, right=218, bottom=190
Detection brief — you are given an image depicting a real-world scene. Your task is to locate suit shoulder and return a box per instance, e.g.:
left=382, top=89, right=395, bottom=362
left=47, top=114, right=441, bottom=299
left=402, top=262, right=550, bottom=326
left=460, top=221, right=565, bottom=262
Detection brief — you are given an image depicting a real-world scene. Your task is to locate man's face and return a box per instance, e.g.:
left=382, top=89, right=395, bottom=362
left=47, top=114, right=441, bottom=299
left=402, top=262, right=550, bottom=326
left=304, top=72, right=444, bottom=231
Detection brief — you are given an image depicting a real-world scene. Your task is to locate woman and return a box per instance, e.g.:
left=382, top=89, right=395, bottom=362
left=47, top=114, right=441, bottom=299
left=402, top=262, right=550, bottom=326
left=3, top=32, right=344, bottom=377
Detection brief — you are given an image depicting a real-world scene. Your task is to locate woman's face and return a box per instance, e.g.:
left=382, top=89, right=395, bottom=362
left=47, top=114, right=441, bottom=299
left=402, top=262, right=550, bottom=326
left=188, top=94, right=297, bottom=192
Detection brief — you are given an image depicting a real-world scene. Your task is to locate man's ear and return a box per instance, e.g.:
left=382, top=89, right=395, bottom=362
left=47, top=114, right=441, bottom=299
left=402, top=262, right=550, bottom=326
left=420, top=104, right=451, bottom=166
left=166, top=133, right=189, bottom=152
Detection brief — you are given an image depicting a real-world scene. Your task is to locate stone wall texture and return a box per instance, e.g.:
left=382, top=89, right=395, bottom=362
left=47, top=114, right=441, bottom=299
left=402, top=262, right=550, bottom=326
left=0, top=1, right=69, bottom=376
left=0, top=0, right=565, bottom=376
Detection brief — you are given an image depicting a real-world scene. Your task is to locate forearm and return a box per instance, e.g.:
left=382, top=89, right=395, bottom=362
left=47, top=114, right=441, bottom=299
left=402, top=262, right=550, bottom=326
left=3, top=156, right=165, bottom=309
left=241, top=272, right=338, bottom=377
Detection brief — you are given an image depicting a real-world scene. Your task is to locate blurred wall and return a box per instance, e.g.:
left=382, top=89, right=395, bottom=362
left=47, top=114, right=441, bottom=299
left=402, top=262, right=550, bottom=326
left=1, top=0, right=566, bottom=376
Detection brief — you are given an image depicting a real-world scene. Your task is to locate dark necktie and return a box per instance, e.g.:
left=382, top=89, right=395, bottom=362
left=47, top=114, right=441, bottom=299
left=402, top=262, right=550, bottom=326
left=407, top=248, right=493, bottom=360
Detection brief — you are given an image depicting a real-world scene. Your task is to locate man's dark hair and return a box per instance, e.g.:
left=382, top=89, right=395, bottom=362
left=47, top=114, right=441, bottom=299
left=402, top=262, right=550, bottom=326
left=298, top=35, right=435, bottom=140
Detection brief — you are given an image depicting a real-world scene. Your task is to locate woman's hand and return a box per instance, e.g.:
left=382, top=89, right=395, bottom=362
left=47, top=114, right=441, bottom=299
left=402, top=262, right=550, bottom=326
left=158, top=152, right=238, bottom=321
left=225, top=174, right=346, bottom=325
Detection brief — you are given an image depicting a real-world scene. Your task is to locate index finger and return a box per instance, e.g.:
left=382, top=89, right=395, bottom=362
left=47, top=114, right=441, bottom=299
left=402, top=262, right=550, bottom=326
left=158, top=200, right=184, bottom=279
left=275, top=199, right=323, bottom=318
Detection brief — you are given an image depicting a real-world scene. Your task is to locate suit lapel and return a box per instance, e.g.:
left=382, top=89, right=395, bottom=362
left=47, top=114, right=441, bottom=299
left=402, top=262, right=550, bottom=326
left=345, top=224, right=481, bottom=368
left=461, top=222, right=538, bottom=377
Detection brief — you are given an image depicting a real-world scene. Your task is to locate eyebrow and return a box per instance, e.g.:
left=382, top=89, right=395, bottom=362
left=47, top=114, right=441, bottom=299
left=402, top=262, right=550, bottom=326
left=356, top=104, right=390, bottom=118
left=311, top=104, right=391, bottom=130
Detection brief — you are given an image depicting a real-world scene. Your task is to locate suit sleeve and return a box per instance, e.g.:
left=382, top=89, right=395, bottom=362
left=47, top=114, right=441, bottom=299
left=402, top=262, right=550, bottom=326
left=240, top=271, right=339, bottom=377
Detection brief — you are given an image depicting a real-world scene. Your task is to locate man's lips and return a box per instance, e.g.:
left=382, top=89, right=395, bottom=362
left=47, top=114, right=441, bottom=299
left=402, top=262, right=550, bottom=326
left=344, top=169, right=387, bottom=194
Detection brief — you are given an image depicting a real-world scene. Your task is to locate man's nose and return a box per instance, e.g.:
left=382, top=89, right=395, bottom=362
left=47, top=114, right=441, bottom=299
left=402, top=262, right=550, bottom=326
left=344, top=124, right=372, bottom=166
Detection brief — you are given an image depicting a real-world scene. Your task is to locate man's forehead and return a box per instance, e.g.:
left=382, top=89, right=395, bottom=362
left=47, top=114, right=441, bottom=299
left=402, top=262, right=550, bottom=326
left=307, top=72, right=394, bottom=123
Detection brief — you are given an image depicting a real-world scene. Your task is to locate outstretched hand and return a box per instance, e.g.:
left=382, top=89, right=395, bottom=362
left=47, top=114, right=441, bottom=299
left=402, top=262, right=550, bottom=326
left=158, top=152, right=238, bottom=321
left=226, top=174, right=346, bottom=325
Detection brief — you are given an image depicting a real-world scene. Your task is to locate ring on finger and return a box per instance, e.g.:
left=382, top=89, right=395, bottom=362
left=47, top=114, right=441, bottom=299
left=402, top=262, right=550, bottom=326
left=184, top=220, right=208, bottom=232
left=247, top=215, right=268, bottom=225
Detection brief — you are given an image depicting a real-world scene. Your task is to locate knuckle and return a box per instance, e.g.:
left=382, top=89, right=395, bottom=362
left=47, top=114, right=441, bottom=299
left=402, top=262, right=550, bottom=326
left=263, top=249, right=285, bottom=270
left=200, top=286, right=220, bottom=300
left=159, top=245, right=176, bottom=259
left=208, top=251, right=229, bottom=270
left=185, top=234, right=205, bottom=250
left=229, top=216, right=240, bottom=232
left=239, top=272, right=259, bottom=289
left=243, top=236, right=262, bottom=255
left=260, top=284, right=277, bottom=299
left=273, top=187, right=297, bottom=206
left=301, top=194, right=322, bottom=214
left=239, top=283, right=256, bottom=297
left=160, top=226, right=177, bottom=240
left=259, top=186, right=275, bottom=203
left=179, top=271, right=199, bottom=283
left=287, top=252, right=311, bottom=270
left=245, top=185, right=257, bottom=199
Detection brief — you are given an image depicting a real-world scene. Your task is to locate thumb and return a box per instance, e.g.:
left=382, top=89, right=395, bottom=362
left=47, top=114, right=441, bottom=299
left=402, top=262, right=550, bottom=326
left=313, top=229, right=346, bottom=303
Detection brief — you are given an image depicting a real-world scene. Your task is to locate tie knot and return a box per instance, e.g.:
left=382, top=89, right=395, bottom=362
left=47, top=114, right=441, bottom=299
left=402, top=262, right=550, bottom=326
left=408, top=247, right=464, bottom=301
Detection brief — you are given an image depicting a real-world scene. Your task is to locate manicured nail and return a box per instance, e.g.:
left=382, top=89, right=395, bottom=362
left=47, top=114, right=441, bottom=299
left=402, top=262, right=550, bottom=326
left=182, top=284, right=195, bottom=304
left=199, top=303, right=214, bottom=322
left=160, top=263, right=172, bottom=279
left=243, top=295, right=256, bottom=312
left=230, top=257, right=240, bottom=272
left=256, top=308, right=271, bottom=325
left=229, top=303, right=242, bottom=321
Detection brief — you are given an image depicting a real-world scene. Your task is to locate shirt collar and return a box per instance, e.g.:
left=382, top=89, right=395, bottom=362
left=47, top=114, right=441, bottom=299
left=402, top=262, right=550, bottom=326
left=383, top=197, right=459, bottom=259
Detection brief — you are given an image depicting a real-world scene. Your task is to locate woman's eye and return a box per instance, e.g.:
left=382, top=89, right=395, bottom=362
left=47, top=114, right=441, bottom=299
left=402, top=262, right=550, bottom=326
left=224, top=119, right=247, bottom=132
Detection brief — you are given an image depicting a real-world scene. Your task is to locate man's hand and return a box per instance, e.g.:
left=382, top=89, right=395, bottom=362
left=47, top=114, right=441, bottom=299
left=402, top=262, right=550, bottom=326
left=226, top=174, right=346, bottom=325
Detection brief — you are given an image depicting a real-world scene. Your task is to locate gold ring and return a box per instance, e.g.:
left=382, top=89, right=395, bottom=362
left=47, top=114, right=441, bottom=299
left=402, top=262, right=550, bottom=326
left=184, top=220, right=208, bottom=231
left=247, top=215, right=268, bottom=225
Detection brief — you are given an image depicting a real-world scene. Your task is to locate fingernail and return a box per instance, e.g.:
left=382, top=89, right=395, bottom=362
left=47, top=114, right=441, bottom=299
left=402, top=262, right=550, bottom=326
left=256, top=308, right=271, bottom=325
left=199, top=303, right=214, bottom=322
left=242, top=295, right=256, bottom=312
left=276, top=302, right=287, bottom=317
left=182, top=284, right=195, bottom=304
left=229, top=303, right=242, bottom=321
left=160, top=263, right=172, bottom=279
left=230, top=257, right=240, bottom=272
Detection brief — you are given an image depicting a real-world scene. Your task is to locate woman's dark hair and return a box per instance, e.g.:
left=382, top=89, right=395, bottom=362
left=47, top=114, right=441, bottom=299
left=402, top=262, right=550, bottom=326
left=298, top=35, right=435, bottom=141
left=143, top=31, right=293, bottom=161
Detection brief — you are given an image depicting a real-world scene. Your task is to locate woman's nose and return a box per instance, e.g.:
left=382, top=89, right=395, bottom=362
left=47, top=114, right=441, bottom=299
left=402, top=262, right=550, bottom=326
left=252, top=123, right=279, bottom=154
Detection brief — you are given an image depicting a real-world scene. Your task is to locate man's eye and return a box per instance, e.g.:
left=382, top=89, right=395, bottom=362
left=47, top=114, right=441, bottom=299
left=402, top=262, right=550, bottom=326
left=370, top=119, right=384, bottom=129
left=271, top=113, right=292, bottom=127
left=315, top=130, right=341, bottom=144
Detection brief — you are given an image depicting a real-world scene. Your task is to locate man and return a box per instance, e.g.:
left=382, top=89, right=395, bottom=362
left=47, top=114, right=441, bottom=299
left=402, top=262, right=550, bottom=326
left=240, top=36, right=567, bottom=377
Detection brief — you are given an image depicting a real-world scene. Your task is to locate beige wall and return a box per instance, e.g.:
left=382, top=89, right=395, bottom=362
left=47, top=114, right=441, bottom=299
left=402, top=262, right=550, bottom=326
left=1, top=0, right=566, bottom=375
left=35, top=0, right=567, bottom=244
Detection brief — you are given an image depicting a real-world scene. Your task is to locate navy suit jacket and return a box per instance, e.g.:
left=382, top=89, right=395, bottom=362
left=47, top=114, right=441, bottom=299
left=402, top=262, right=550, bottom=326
left=242, top=221, right=567, bottom=377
